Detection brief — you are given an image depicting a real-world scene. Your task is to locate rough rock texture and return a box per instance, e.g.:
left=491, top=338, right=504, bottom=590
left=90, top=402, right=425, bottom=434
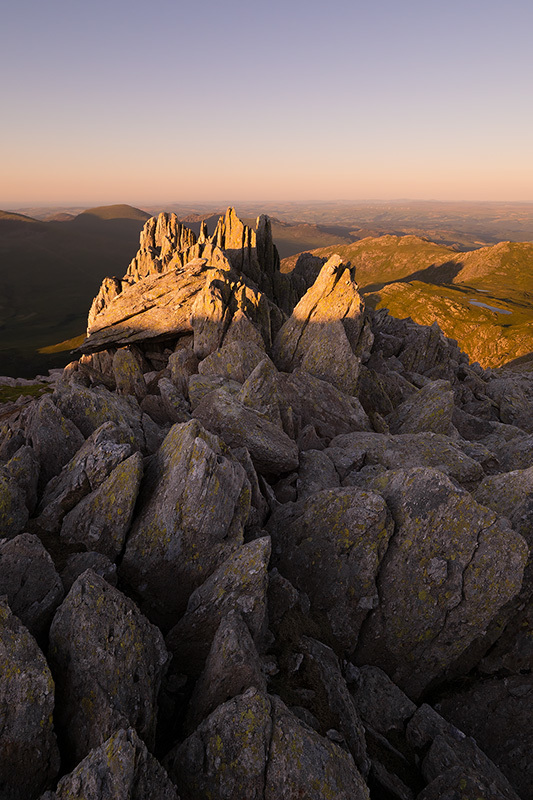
left=355, top=468, right=528, bottom=698
left=24, top=395, right=85, bottom=488
left=0, top=598, right=59, bottom=800
left=0, top=533, right=64, bottom=643
left=0, top=472, right=28, bottom=538
left=165, top=688, right=370, bottom=800
left=120, top=419, right=250, bottom=627
left=46, top=727, right=178, bottom=800
left=59, top=451, right=143, bottom=559
left=166, top=536, right=271, bottom=676
left=268, top=488, right=393, bottom=653
left=387, top=379, right=456, bottom=435
left=48, top=570, right=168, bottom=766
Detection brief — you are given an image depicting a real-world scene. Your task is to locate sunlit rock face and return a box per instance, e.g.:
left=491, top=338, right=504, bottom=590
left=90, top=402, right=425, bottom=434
left=4, top=205, right=533, bottom=800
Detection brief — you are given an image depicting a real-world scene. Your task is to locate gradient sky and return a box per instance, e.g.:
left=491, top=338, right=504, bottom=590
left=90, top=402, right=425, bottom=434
left=2, top=0, right=532, bottom=205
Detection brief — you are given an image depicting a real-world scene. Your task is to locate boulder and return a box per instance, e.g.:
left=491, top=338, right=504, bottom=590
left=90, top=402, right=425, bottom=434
left=267, top=488, right=393, bottom=653
left=198, top=340, right=270, bottom=384
left=165, top=537, right=271, bottom=676
left=186, top=610, right=267, bottom=732
left=387, top=379, right=456, bottom=436
left=193, top=389, right=299, bottom=476
left=120, top=420, right=250, bottom=627
left=0, top=533, right=63, bottom=643
left=36, top=421, right=133, bottom=533
left=354, top=468, right=528, bottom=699
left=0, top=598, right=59, bottom=800
left=168, top=345, right=199, bottom=396
left=296, top=449, right=340, bottom=499
left=47, top=727, right=178, bottom=800
left=49, top=570, right=168, bottom=766
left=112, top=347, right=148, bottom=401
left=24, top=395, right=85, bottom=487
left=3, top=445, right=39, bottom=514
left=349, top=665, right=417, bottom=737
left=61, top=551, right=117, bottom=592
left=164, top=688, right=370, bottom=800
left=0, top=473, right=28, bottom=539
left=272, top=255, right=365, bottom=396
left=475, top=465, right=533, bottom=543
left=59, top=452, right=144, bottom=559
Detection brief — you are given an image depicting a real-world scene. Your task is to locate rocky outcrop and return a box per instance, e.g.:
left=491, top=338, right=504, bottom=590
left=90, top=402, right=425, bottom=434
left=3, top=207, right=533, bottom=798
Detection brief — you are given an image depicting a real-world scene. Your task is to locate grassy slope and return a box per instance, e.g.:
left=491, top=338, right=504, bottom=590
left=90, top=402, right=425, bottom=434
left=281, top=236, right=533, bottom=367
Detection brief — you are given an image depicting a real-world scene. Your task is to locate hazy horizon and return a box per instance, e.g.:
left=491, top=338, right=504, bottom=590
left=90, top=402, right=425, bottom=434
left=3, top=0, right=533, bottom=206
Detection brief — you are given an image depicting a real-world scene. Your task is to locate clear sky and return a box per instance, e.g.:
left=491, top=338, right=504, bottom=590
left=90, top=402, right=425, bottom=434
left=2, top=0, right=532, bottom=205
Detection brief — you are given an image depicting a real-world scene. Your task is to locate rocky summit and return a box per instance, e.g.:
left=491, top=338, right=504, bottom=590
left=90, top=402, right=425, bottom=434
left=2, top=208, right=533, bottom=799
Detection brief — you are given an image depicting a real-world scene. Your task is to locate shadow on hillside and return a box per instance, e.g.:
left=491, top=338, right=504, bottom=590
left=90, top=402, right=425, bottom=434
left=361, top=260, right=464, bottom=293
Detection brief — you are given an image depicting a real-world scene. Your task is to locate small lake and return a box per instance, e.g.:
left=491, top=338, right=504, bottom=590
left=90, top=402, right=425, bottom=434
left=468, top=300, right=512, bottom=315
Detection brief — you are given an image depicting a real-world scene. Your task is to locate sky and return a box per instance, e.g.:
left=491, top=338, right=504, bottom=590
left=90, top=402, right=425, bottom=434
left=2, top=0, right=533, bottom=205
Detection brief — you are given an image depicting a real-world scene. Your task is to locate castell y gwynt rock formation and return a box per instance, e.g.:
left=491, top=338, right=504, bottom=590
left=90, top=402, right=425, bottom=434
left=2, top=207, right=533, bottom=799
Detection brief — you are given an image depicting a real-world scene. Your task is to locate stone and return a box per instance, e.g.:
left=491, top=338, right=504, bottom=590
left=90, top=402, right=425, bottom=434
left=296, top=449, right=340, bottom=499
left=0, top=598, right=59, bottom=800
left=164, top=688, right=370, bottom=800
left=0, top=533, right=63, bottom=643
left=54, top=383, right=145, bottom=451
left=474, top=465, right=533, bottom=542
left=186, top=610, right=267, bottom=732
left=61, top=551, right=117, bottom=592
left=49, top=727, right=178, bottom=800
left=24, top=395, right=85, bottom=488
left=0, top=473, right=28, bottom=539
left=198, top=340, right=270, bottom=384
left=355, top=468, right=528, bottom=699
left=283, top=369, right=372, bottom=442
left=273, top=255, right=365, bottom=396
left=36, top=421, right=133, bottom=532
left=188, top=373, right=242, bottom=408
left=349, top=665, right=417, bottom=737
left=3, top=445, right=39, bottom=514
left=112, top=347, right=148, bottom=401
left=168, top=345, right=199, bottom=397
left=267, top=487, right=393, bottom=653
left=49, top=569, right=168, bottom=767
left=387, top=379, right=456, bottom=436
left=193, top=388, right=299, bottom=475
left=327, top=431, right=484, bottom=488
left=298, top=636, right=369, bottom=776
left=59, top=452, right=143, bottom=559
left=165, top=537, right=271, bottom=676
left=120, top=420, right=250, bottom=628
left=157, top=377, right=191, bottom=423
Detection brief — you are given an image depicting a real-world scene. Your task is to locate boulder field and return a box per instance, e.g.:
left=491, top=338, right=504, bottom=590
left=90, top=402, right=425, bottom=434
left=1, top=208, right=533, bottom=798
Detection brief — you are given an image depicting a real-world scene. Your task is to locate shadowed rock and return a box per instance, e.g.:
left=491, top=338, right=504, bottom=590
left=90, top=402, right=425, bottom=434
left=0, top=598, right=59, bottom=800
left=120, top=420, right=250, bottom=628
left=49, top=569, right=168, bottom=767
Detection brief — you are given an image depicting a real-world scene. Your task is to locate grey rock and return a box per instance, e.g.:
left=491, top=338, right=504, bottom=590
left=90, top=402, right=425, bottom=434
left=168, top=345, right=199, bottom=396
left=59, top=452, right=143, bottom=559
left=24, top=395, right=85, bottom=487
left=267, top=487, right=393, bottom=653
left=188, top=373, right=242, bottom=408
left=0, top=473, right=28, bottom=538
left=49, top=569, right=168, bottom=766
left=474, top=465, right=533, bottom=543
left=193, top=388, right=299, bottom=476
left=355, top=469, right=528, bottom=699
left=296, top=449, right=340, bottom=499
left=387, top=379, right=455, bottom=436
left=120, top=420, right=250, bottom=627
left=158, top=377, right=191, bottom=423
left=165, top=537, right=271, bottom=677
left=349, top=665, right=417, bottom=736
left=50, top=727, right=178, bottom=800
left=36, top=421, right=133, bottom=532
left=327, top=431, right=484, bottom=488
left=299, top=636, right=369, bottom=776
left=61, top=551, right=117, bottom=592
left=0, top=598, right=59, bottom=800
left=186, top=610, right=267, bottom=732
left=112, top=347, right=148, bottom=401
left=165, top=688, right=370, bottom=800
left=417, top=766, right=519, bottom=800
left=54, top=383, right=145, bottom=451
left=437, top=677, right=533, bottom=800
left=3, top=445, right=39, bottom=513
left=198, top=340, right=270, bottom=384
left=0, top=533, right=63, bottom=643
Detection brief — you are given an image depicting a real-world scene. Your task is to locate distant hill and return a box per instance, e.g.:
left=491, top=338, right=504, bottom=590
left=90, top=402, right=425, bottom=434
left=281, top=236, right=533, bottom=367
left=72, top=204, right=151, bottom=223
